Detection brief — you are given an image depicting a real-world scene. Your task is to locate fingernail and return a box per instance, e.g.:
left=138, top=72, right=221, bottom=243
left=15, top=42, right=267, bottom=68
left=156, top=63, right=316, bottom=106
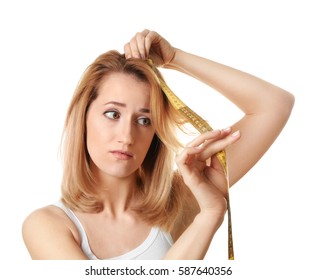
left=231, top=130, right=240, bottom=137
left=194, top=145, right=203, bottom=150
left=222, top=127, right=232, bottom=132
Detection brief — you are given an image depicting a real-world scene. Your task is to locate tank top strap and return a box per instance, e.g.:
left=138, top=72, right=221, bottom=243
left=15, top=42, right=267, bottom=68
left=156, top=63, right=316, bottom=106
left=53, top=201, right=173, bottom=259
left=54, top=201, right=97, bottom=259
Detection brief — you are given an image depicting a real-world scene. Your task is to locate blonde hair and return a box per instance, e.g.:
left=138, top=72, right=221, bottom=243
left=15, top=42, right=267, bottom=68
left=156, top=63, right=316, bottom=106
left=61, top=50, right=196, bottom=231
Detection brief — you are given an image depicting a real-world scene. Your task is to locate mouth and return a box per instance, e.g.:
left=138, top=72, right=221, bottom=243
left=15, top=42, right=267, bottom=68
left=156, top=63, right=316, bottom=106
left=110, top=150, right=134, bottom=160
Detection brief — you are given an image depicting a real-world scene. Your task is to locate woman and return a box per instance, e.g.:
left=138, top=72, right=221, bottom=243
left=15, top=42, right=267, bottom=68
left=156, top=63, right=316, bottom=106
left=22, top=29, right=294, bottom=260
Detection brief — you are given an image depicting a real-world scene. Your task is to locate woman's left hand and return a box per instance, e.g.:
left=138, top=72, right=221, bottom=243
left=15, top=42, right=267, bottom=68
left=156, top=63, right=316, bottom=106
left=176, top=128, right=240, bottom=215
left=124, top=29, right=176, bottom=67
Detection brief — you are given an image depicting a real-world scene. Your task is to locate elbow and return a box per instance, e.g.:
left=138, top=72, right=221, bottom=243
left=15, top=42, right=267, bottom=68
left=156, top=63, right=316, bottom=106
left=267, top=88, right=295, bottom=121
left=285, top=90, right=295, bottom=110
left=259, top=89, right=295, bottom=128
left=280, top=90, right=295, bottom=119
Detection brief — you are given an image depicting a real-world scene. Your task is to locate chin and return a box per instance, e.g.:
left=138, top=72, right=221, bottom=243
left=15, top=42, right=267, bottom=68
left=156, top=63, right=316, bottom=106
left=100, top=167, right=138, bottom=180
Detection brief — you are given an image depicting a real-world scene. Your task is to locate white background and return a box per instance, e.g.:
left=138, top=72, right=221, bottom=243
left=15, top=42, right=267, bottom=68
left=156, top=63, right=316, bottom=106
left=0, top=0, right=315, bottom=279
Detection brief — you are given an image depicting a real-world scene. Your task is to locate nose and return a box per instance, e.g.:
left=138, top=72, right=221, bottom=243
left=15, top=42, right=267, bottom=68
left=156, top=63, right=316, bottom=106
left=118, top=119, right=134, bottom=145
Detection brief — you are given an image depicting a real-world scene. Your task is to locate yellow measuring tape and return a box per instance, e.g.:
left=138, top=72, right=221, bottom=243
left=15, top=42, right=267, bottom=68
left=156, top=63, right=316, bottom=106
left=147, top=59, right=234, bottom=260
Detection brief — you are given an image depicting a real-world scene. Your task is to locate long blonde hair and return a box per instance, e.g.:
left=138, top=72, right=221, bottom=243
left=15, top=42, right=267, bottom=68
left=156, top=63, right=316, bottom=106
left=61, top=50, right=195, bottom=231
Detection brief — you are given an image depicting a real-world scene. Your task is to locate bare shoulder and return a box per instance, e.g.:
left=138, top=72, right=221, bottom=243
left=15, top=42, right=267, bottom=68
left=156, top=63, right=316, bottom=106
left=22, top=205, right=87, bottom=260
left=22, top=205, right=77, bottom=239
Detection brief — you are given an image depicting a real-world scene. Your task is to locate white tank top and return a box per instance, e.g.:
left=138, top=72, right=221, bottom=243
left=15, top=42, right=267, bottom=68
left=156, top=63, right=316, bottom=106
left=54, top=201, right=173, bottom=260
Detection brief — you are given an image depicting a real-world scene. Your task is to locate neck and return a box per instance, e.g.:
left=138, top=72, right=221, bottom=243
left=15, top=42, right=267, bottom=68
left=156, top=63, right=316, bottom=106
left=93, top=171, right=139, bottom=217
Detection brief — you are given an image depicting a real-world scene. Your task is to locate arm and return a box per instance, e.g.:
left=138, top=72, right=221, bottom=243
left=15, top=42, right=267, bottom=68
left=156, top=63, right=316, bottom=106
left=165, top=211, right=224, bottom=259
left=165, top=49, right=295, bottom=185
left=22, top=206, right=88, bottom=260
left=165, top=129, right=240, bottom=259
left=125, top=29, right=294, bottom=259
left=125, top=30, right=294, bottom=186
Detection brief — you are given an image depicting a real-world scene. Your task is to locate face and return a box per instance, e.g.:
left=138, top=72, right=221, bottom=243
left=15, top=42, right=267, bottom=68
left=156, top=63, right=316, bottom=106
left=86, top=72, right=155, bottom=182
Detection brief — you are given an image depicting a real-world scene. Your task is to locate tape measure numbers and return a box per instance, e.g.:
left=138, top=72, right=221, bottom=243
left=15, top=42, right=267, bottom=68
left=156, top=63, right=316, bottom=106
left=148, top=60, right=234, bottom=260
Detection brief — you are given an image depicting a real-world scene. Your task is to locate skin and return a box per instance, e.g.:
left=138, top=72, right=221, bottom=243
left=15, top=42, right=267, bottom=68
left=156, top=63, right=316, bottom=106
left=22, top=29, right=294, bottom=260
left=86, top=73, right=155, bottom=198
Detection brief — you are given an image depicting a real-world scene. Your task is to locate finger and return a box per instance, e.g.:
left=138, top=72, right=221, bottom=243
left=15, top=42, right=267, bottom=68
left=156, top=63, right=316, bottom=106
left=144, top=33, right=152, bottom=58
left=144, top=30, right=158, bottom=57
left=127, top=30, right=152, bottom=59
left=140, top=29, right=152, bottom=58
left=176, top=145, right=203, bottom=167
left=187, top=127, right=233, bottom=148
left=186, top=129, right=222, bottom=148
left=134, top=31, right=148, bottom=59
left=129, top=36, right=141, bottom=59
left=176, top=146, right=206, bottom=187
left=199, top=130, right=241, bottom=162
left=124, top=43, right=132, bottom=59
left=126, top=31, right=146, bottom=59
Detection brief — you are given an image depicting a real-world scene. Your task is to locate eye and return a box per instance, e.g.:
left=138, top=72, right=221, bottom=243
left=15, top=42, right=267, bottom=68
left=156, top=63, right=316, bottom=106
left=104, top=110, right=120, bottom=120
left=137, top=117, right=151, bottom=126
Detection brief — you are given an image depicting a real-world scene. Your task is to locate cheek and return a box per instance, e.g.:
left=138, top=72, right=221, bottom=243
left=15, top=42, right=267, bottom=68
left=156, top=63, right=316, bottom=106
left=85, top=116, right=109, bottom=159
left=86, top=120, right=97, bottom=152
left=86, top=130, right=101, bottom=156
left=136, top=132, right=155, bottom=159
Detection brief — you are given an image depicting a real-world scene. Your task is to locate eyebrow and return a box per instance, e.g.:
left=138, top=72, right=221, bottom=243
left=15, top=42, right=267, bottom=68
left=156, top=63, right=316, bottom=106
left=104, top=101, right=150, bottom=113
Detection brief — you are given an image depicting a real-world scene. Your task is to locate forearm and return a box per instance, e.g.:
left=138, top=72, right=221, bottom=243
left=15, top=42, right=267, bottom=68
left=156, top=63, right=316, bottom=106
left=163, top=212, right=224, bottom=260
left=165, top=49, right=294, bottom=115
left=164, top=48, right=294, bottom=186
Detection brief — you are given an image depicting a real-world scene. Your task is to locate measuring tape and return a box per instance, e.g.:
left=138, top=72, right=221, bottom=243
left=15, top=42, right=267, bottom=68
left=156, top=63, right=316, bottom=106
left=147, top=59, right=234, bottom=260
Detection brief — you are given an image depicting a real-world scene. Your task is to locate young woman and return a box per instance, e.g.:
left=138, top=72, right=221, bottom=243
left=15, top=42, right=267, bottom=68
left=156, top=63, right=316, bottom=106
left=22, top=29, right=294, bottom=260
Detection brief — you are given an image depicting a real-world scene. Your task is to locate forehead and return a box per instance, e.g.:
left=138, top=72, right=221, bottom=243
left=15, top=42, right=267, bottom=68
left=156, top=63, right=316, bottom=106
left=97, top=72, right=151, bottom=104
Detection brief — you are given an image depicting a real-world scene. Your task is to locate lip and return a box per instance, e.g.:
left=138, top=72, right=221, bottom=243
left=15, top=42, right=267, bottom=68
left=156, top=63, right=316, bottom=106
left=110, top=150, right=134, bottom=160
